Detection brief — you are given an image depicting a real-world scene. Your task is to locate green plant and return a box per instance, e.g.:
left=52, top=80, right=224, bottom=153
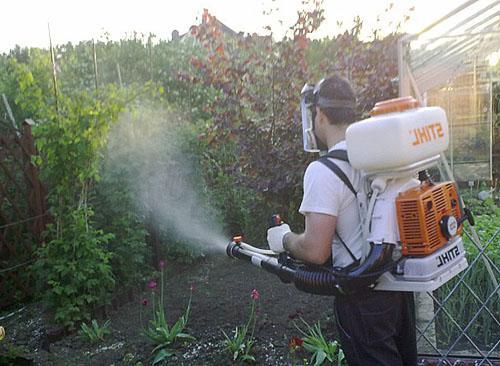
left=33, top=208, right=115, bottom=330
left=222, top=324, right=256, bottom=363
left=0, top=343, right=30, bottom=366
left=294, top=318, right=346, bottom=366
left=142, top=261, right=195, bottom=365
left=222, top=289, right=260, bottom=363
left=434, top=213, right=499, bottom=349
left=79, top=319, right=111, bottom=343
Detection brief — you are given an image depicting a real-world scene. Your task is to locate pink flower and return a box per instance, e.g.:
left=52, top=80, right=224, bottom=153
left=147, top=280, right=157, bottom=289
left=190, top=283, right=196, bottom=292
left=159, top=260, right=166, bottom=269
left=251, top=289, right=260, bottom=301
left=141, top=298, right=148, bottom=306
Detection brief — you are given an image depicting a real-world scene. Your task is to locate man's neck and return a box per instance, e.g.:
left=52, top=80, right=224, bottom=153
left=326, top=124, right=348, bottom=150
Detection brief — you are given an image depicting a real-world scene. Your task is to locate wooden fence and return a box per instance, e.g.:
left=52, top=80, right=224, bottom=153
left=0, top=118, right=47, bottom=309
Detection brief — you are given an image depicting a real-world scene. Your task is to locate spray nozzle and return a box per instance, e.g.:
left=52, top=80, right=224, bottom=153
left=232, top=235, right=243, bottom=245
left=227, top=236, right=243, bottom=258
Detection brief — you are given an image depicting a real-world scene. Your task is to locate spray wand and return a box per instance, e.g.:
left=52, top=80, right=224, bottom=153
left=226, top=215, right=356, bottom=296
left=226, top=214, right=397, bottom=296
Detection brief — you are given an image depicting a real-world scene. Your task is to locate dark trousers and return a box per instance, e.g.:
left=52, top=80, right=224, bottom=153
left=334, top=291, right=417, bottom=366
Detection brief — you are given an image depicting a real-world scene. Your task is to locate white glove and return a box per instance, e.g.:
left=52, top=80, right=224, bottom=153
left=267, top=224, right=291, bottom=253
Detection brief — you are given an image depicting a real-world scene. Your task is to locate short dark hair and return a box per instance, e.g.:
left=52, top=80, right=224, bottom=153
left=318, top=75, right=356, bottom=125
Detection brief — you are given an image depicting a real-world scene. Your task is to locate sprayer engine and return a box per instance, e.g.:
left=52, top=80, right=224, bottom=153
left=397, top=181, right=462, bottom=256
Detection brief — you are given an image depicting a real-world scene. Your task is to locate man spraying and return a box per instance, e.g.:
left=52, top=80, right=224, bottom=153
left=266, top=75, right=417, bottom=366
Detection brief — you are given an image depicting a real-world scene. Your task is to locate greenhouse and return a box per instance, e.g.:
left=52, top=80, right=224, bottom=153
left=399, top=0, right=500, bottom=363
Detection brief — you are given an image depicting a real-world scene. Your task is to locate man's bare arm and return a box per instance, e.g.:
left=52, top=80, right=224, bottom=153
left=283, top=212, right=336, bottom=265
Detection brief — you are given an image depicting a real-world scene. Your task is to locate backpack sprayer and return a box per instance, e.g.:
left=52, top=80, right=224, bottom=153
left=226, top=96, right=472, bottom=295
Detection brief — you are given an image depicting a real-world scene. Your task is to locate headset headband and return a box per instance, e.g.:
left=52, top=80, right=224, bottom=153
left=317, top=96, right=356, bottom=109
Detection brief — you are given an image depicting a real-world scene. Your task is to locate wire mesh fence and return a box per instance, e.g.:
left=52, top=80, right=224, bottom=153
left=417, top=227, right=499, bottom=365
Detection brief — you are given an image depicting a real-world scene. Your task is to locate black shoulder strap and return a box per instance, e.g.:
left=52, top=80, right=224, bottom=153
left=316, top=149, right=359, bottom=264
left=325, top=149, right=349, bottom=162
left=317, top=150, right=356, bottom=196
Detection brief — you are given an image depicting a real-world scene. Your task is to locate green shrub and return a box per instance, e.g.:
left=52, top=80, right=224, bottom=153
left=33, top=208, right=115, bottom=330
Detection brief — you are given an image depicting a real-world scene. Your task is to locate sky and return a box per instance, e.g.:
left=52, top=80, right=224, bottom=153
left=0, top=0, right=463, bottom=52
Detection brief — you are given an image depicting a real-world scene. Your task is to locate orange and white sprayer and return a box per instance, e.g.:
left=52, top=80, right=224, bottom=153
left=227, top=96, right=471, bottom=295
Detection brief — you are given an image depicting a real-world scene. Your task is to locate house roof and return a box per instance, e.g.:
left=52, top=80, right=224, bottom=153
left=174, top=14, right=239, bottom=41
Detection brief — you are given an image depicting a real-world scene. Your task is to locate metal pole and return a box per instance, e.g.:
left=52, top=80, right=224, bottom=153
left=414, top=0, right=480, bottom=37
left=406, top=64, right=423, bottom=104
left=488, top=70, right=493, bottom=181
left=398, top=35, right=412, bottom=97
left=116, top=62, right=123, bottom=89
left=448, top=82, right=454, bottom=174
left=473, top=57, right=477, bottom=124
left=148, top=34, right=153, bottom=81
left=1, top=94, right=17, bottom=131
left=93, top=39, right=99, bottom=91
left=48, top=23, right=59, bottom=116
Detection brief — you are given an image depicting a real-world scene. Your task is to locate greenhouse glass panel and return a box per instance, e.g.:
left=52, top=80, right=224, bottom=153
left=399, top=0, right=499, bottom=182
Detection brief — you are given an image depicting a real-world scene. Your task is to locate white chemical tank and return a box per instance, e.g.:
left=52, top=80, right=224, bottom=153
left=346, top=97, right=449, bottom=173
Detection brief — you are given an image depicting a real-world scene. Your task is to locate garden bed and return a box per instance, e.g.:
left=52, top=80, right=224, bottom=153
left=0, top=254, right=337, bottom=365
left=1, top=253, right=497, bottom=365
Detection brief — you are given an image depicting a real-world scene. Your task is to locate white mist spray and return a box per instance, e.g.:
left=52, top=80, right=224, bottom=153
left=106, top=105, right=228, bottom=253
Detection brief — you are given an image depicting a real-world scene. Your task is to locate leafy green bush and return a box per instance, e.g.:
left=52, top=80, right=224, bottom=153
left=4, top=51, right=131, bottom=327
left=33, top=208, right=115, bottom=330
left=463, top=196, right=499, bottom=217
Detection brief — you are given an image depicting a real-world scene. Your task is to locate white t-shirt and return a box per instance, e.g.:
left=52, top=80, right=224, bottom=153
left=299, top=141, right=366, bottom=268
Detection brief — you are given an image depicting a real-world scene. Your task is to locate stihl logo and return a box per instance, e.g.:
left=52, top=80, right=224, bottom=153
left=410, top=122, right=444, bottom=146
left=437, top=245, right=460, bottom=268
